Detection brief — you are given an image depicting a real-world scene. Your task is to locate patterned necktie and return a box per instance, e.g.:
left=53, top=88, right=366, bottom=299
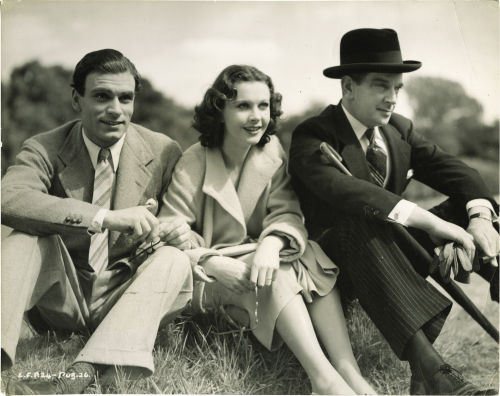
left=88, top=148, right=113, bottom=274
left=365, top=128, right=387, bottom=187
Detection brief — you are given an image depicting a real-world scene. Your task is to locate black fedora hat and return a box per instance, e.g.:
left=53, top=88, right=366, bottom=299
left=323, top=28, right=422, bottom=79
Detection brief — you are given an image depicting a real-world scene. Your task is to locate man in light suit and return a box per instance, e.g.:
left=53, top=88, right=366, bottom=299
left=2, top=49, right=193, bottom=394
left=289, top=28, right=499, bottom=395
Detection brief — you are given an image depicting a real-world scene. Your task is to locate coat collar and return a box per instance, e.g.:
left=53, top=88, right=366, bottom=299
left=112, top=123, right=154, bottom=211
left=380, top=122, right=411, bottom=193
left=329, top=104, right=411, bottom=192
left=57, top=122, right=154, bottom=246
left=203, top=138, right=283, bottom=226
left=331, top=104, right=371, bottom=181
left=58, top=121, right=94, bottom=202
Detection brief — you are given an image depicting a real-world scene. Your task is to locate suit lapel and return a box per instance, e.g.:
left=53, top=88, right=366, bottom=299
left=112, top=124, right=153, bottom=210
left=111, top=125, right=154, bottom=245
left=203, top=148, right=246, bottom=228
left=58, top=122, right=94, bottom=202
left=237, top=142, right=282, bottom=223
left=380, top=123, right=411, bottom=194
left=331, top=105, right=372, bottom=181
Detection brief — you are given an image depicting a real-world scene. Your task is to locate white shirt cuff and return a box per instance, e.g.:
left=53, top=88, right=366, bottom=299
left=466, top=199, right=497, bottom=221
left=387, top=199, right=417, bottom=226
left=87, top=208, right=108, bottom=234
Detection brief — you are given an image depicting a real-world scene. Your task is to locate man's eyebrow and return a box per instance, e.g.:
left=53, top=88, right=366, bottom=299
left=90, top=87, right=135, bottom=96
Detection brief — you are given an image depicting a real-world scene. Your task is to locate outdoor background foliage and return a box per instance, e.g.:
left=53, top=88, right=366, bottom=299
left=2, top=61, right=498, bottom=205
left=1, top=61, right=498, bottom=394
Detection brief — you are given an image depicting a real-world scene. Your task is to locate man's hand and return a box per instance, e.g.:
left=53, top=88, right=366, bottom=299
left=250, top=235, right=285, bottom=288
left=407, top=206, right=475, bottom=261
left=467, top=217, right=499, bottom=267
left=155, top=218, right=192, bottom=249
left=203, top=256, right=254, bottom=295
left=103, top=206, right=159, bottom=244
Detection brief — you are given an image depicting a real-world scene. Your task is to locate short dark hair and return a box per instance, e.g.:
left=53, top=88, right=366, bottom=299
left=71, top=49, right=141, bottom=95
left=193, top=65, right=283, bottom=148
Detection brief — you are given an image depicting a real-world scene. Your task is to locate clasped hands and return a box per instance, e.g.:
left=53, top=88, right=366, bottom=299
left=428, top=214, right=499, bottom=281
left=202, top=235, right=285, bottom=295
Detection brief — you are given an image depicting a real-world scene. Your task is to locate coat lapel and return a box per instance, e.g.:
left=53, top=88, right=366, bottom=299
left=237, top=142, right=282, bottom=223
left=380, top=123, right=411, bottom=194
left=58, top=122, right=94, bottom=202
left=203, top=148, right=246, bottom=228
left=331, top=105, right=372, bottom=181
left=111, top=125, right=154, bottom=245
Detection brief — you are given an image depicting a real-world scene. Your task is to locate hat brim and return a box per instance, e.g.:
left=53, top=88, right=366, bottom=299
left=323, top=61, right=422, bottom=79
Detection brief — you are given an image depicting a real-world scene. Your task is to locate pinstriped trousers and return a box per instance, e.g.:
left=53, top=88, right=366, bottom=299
left=317, top=217, right=452, bottom=359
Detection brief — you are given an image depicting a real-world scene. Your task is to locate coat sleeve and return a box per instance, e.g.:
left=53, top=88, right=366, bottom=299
left=289, top=120, right=401, bottom=220
left=259, top=154, right=308, bottom=262
left=158, top=149, right=218, bottom=281
left=1, top=137, right=100, bottom=236
left=401, top=117, right=497, bottom=209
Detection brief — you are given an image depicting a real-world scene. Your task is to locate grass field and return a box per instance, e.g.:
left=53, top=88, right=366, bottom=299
left=1, top=273, right=498, bottom=395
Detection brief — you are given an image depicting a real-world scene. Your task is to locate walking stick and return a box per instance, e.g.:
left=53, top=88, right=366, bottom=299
left=319, top=142, right=499, bottom=343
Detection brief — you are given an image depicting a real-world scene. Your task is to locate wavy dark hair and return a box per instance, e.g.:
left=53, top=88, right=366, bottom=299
left=193, top=65, right=283, bottom=148
left=71, top=49, right=141, bottom=95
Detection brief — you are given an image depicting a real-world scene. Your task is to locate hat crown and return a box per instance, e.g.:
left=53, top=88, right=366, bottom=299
left=323, top=27, right=421, bottom=79
left=340, top=28, right=403, bottom=64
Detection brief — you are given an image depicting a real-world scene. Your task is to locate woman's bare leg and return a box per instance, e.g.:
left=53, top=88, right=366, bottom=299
left=308, top=287, right=376, bottom=394
left=275, top=294, right=356, bottom=395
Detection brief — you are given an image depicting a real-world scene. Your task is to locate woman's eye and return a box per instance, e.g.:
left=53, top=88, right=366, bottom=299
left=237, top=103, right=248, bottom=109
left=259, top=103, right=269, bottom=110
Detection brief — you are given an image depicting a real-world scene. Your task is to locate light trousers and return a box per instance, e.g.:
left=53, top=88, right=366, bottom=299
left=1, top=231, right=193, bottom=376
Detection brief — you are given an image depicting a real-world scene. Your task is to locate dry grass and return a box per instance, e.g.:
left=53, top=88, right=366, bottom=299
left=2, top=274, right=497, bottom=394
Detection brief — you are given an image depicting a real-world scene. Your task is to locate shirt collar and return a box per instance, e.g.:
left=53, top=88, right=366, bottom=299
left=341, top=102, right=380, bottom=141
left=82, top=128, right=126, bottom=172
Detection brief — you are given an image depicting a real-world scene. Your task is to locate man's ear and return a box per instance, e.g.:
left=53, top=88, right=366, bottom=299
left=71, top=89, right=81, bottom=112
left=341, top=76, right=354, bottom=98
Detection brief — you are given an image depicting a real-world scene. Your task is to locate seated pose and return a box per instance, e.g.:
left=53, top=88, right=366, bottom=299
left=158, top=65, right=376, bottom=395
left=288, top=28, right=498, bottom=395
left=2, top=49, right=193, bottom=394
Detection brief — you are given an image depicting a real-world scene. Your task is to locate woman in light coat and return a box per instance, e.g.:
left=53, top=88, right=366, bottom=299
left=158, top=65, right=375, bottom=395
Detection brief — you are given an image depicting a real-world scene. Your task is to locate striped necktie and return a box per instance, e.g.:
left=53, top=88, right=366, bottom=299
left=365, top=128, right=387, bottom=187
left=89, top=148, right=113, bottom=274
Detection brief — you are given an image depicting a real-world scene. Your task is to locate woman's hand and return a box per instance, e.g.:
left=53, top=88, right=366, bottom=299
left=251, top=235, right=285, bottom=288
left=203, top=256, right=254, bottom=295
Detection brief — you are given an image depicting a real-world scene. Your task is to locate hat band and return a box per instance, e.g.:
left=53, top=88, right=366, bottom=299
left=342, top=50, right=403, bottom=64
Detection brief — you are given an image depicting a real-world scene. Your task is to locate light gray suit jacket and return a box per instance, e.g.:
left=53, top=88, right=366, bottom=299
left=2, top=120, right=182, bottom=274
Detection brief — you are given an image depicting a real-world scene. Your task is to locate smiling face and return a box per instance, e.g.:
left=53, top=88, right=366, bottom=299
left=222, top=81, right=271, bottom=151
left=343, top=72, right=404, bottom=127
left=72, top=71, right=135, bottom=147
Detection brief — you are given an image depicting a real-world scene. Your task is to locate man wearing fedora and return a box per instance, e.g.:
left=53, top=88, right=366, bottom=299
left=289, top=28, right=499, bottom=395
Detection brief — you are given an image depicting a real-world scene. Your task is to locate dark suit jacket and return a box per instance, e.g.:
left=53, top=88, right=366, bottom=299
left=2, top=120, right=182, bottom=272
left=288, top=103, right=495, bottom=238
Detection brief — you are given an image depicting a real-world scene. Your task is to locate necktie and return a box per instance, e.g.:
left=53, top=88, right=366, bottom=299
left=365, top=128, right=387, bottom=187
left=88, top=148, right=113, bottom=274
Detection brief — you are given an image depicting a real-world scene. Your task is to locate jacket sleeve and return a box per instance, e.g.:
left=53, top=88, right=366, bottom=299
left=289, top=120, right=401, bottom=220
left=1, top=137, right=100, bottom=236
left=401, top=118, right=497, bottom=208
left=259, top=157, right=308, bottom=262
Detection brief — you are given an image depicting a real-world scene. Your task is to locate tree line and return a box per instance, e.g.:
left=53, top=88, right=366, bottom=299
left=2, top=61, right=498, bottom=194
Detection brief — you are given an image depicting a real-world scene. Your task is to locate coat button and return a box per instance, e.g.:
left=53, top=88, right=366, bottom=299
left=65, top=216, right=72, bottom=223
